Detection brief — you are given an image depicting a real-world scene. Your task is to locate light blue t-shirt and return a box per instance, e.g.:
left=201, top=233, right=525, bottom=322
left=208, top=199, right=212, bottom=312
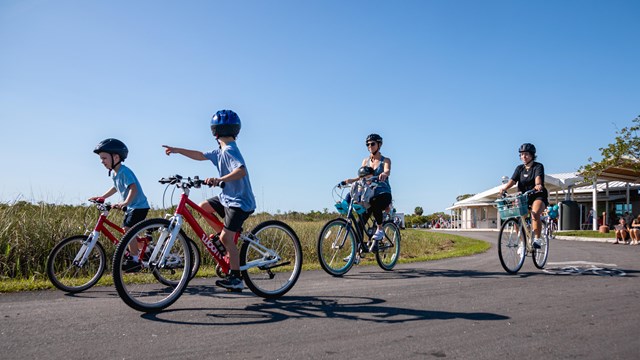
left=203, top=141, right=256, bottom=212
left=112, top=164, right=150, bottom=211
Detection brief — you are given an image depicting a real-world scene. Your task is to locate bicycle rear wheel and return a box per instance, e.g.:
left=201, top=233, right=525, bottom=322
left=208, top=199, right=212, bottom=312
left=240, top=220, right=302, bottom=298
left=498, top=218, right=526, bottom=274
left=46, top=235, right=106, bottom=293
left=152, top=237, right=201, bottom=286
left=317, top=218, right=356, bottom=276
left=375, top=221, right=401, bottom=271
left=112, top=218, right=191, bottom=312
left=533, top=219, right=551, bottom=269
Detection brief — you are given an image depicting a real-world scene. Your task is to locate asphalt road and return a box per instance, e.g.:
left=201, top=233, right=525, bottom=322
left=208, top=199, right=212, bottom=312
left=1, top=231, right=639, bottom=359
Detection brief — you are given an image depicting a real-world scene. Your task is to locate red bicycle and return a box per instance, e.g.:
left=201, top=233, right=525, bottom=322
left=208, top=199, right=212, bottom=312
left=112, top=175, right=303, bottom=312
left=46, top=199, right=200, bottom=293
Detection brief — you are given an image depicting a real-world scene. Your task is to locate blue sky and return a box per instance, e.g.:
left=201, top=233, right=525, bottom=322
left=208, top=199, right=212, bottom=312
left=1, top=0, right=639, bottom=215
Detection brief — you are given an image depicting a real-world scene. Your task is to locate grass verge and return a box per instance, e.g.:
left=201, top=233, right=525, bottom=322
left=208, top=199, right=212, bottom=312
left=0, top=229, right=489, bottom=293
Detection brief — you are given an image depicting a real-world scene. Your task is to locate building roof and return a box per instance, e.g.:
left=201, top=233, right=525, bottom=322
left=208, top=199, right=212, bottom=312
left=447, top=172, right=640, bottom=210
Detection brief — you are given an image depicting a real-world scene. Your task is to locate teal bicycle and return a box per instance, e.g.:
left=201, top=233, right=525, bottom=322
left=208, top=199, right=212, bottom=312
left=317, top=177, right=401, bottom=276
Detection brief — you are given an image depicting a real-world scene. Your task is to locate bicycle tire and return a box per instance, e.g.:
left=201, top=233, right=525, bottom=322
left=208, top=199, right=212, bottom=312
left=498, top=217, right=526, bottom=274
left=112, top=218, right=191, bottom=312
left=46, top=235, right=106, bottom=293
left=240, top=220, right=302, bottom=298
left=533, top=219, right=551, bottom=269
left=153, top=237, right=201, bottom=286
left=317, top=218, right=356, bottom=276
left=375, top=221, right=401, bottom=271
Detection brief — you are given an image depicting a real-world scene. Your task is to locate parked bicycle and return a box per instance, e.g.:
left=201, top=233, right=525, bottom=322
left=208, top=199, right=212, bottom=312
left=112, top=175, right=303, bottom=312
left=495, top=189, right=551, bottom=274
left=46, top=198, right=200, bottom=293
left=317, top=177, right=401, bottom=276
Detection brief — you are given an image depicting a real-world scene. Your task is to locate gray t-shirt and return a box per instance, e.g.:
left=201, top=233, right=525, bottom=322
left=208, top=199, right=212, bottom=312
left=203, top=142, right=256, bottom=212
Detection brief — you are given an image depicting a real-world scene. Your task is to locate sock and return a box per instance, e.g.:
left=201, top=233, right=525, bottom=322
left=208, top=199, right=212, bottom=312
left=231, top=270, right=241, bottom=278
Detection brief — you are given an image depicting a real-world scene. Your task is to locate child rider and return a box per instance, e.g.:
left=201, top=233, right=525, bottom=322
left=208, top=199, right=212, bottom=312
left=89, top=138, right=150, bottom=272
left=162, top=109, right=256, bottom=291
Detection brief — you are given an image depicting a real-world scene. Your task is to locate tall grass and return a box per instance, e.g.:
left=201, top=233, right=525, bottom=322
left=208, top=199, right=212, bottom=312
left=0, top=202, right=490, bottom=289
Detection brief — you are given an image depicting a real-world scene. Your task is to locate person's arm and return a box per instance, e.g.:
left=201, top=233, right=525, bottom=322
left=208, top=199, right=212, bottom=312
left=500, top=179, right=515, bottom=195
left=534, top=175, right=544, bottom=192
left=205, top=166, right=247, bottom=187
left=162, top=145, right=207, bottom=160
left=114, top=184, right=137, bottom=209
left=379, top=158, right=391, bottom=181
left=89, top=187, right=117, bottom=201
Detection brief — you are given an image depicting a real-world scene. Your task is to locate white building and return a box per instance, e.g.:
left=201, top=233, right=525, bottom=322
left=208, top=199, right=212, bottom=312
left=447, top=172, right=640, bottom=231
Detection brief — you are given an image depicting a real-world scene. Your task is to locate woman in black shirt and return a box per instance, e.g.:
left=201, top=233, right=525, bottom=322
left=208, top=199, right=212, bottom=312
left=500, top=143, right=549, bottom=249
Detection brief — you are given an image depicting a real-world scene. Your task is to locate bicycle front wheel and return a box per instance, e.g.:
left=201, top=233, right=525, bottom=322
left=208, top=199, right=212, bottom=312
left=241, top=220, right=302, bottom=299
left=533, top=219, right=551, bottom=269
left=498, top=218, right=526, bottom=274
left=112, top=218, right=191, bottom=312
left=376, top=221, right=401, bottom=271
left=317, top=218, right=356, bottom=276
left=46, top=235, right=106, bottom=293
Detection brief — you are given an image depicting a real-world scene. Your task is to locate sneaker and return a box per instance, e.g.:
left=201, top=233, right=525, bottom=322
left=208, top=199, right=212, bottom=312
left=517, top=243, right=525, bottom=256
left=372, top=229, right=385, bottom=241
left=122, top=259, right=142, bottom=273
left=215, top=275, right=244, bottom=292
left=532, top=238, right=542, bottom=249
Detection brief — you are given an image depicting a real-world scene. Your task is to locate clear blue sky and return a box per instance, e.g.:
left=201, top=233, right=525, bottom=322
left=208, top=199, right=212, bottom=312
left=1, top=0, right=639, bottom=215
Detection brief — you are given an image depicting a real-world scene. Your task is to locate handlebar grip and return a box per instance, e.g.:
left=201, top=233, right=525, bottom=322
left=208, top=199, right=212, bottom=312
left=219, top=181, right=226, bottom=189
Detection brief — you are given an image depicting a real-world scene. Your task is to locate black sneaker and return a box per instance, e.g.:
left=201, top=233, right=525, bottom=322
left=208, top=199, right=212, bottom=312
left=215, top=275, right=244, bottom=292
left=122, top=259, right=142, bottom=273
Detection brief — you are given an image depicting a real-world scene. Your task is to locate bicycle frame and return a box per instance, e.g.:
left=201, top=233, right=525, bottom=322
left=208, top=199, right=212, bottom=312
left=158, top=185, right=279, bottom=276
left=74, top=204, right=124, bottom=267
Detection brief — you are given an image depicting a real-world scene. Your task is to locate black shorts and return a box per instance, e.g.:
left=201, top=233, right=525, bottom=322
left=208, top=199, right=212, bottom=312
left=528, top=189, right=549, bottom=207
left=123, top=208, right=149, bottom=228
left=207, top=196, right=254, bottom=233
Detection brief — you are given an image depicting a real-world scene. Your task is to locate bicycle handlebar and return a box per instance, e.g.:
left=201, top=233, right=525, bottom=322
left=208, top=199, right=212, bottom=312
left=337, top=175, right=380, bottom=189
left=499, top=188, right=539, bottom=199
left=159, top=175, right=226, bottom=189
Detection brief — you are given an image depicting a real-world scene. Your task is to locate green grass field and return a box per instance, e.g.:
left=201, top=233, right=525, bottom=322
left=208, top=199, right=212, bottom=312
left=0, top=202, right=490, bottom=292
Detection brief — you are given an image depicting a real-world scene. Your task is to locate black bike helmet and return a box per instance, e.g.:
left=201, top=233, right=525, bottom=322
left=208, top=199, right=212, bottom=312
left=366, top=133, right=383, bottom=145
left=358, top=166, right=375, bottom=178
left=210, top=110, right=241, bottom=138
left=518, top=143, right=536, bottom=155
left=94, top=138, right=128, bottom=160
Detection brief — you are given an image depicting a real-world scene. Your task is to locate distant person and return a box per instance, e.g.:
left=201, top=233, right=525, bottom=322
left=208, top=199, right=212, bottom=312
left=342, top=133, right=392, bottom=251
left=630, top=215, right=640, bottom=245
left=613, top=217, right=631, bottom=245
left=89, top=138, right=150, bottom=272
left=163, top=109, right=256, bottom=291
left=500, top=143, right=548, bottom=249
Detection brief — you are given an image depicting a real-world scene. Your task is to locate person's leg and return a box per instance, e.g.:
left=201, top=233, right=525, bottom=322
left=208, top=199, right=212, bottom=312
left=531, top=198, right=545, bottom=239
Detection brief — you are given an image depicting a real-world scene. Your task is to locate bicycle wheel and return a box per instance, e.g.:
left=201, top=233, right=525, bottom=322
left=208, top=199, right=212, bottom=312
left=152, top=237, right=201, bottom=286
left=498, top=217, right=526, bottom=274
left=533, top=219, right=550, bottom=269
left=375, top=221, right=401, bottom=271
left=46, top=235, right=106, bottom=293
left=112, top=218, right=191, bottom=312
left=550, top=221, right=557, bottom=239
left=317, top=218, right=356, bottom=276
left=240, top=220, right=302, bottom=298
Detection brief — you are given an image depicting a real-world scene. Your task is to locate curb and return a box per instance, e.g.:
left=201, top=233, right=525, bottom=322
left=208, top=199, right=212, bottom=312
left=555, top=235, right=615, bottom=243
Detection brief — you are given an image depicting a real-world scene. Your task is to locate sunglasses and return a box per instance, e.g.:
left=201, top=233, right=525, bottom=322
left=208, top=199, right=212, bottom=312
left=366, top=142, right=378, bottom=147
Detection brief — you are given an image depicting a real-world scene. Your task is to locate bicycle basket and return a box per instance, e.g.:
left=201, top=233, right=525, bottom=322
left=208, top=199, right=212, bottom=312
left=495, top=193, right=529, bottom=219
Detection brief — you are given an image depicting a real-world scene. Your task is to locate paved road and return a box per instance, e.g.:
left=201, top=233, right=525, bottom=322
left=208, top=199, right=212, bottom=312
left=1, top=231, right=639, bottom=359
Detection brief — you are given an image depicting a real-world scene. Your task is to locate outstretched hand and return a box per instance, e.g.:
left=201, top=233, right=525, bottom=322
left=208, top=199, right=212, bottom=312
left=162, top=145, right=175, bottom=156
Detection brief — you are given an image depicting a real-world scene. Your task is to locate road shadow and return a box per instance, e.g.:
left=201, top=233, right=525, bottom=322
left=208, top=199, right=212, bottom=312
left=140, top=295, right=509, bottom=326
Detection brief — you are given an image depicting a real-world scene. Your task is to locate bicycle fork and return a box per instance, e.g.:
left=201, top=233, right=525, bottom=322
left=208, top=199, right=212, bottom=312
left=74, top=230, right=100, bottom=267
left=146, top=216, right=183, bottom=269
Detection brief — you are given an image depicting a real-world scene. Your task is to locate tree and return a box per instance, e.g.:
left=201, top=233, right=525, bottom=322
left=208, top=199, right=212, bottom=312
left=414, top=206, right=423, bottom=216
left=580, top=115, right=640, bottom=182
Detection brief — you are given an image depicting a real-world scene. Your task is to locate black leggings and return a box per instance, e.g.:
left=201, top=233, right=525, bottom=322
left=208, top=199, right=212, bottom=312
left=364, top=192, right=392, bottom=225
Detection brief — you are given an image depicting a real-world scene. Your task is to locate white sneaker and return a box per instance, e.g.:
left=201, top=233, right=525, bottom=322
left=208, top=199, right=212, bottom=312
left=372, top=229, right=385, bottom=241
left=532, top=238, right=542, bottom=249
left=517, top=243, right=525, bottom=256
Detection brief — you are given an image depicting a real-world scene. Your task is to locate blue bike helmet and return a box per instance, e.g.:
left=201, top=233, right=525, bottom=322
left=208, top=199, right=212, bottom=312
left=210, top=110, right=241, bottom=138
